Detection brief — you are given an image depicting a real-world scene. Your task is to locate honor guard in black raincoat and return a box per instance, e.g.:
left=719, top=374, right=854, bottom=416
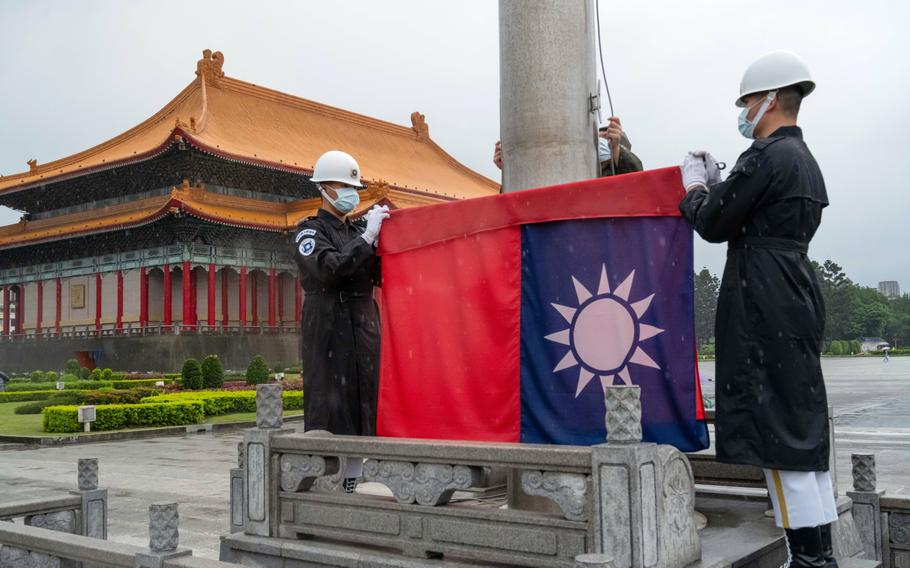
left=292, top=151, right=389, bottom=442
left=680, top=52, right=838, bottom=567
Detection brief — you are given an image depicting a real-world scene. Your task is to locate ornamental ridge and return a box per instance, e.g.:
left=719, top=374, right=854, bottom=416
left=196, top=49, right=225, bottom=88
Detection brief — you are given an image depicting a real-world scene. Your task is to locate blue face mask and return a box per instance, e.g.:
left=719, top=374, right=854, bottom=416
left=322, top=186, right=360, bottom=214
left=598, top=137, right=613, bottom=163
left=738, top=92, right=776, bottom=139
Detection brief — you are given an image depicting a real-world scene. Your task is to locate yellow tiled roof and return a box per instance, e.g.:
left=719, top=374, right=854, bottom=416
left=0, top=49, right=499, bottom=200
left=0, top=180, right=410, bottom=249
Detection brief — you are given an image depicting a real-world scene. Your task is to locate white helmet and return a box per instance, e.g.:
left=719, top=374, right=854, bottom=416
left=310, top=150, right=364, bottom=188
left=736, top=51, right=815, bottom=107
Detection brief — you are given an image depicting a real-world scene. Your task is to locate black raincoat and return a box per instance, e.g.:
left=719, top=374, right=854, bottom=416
left=292, top=208, right=381, bottom=436
left=680, top=126, right=830, bottom=471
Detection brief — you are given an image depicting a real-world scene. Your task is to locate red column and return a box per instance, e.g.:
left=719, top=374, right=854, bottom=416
left=239, top=266, right=247, bottom=328
left=221, top=269, right=229, bottom=328
left=189, top=265, right=198, bottom=329
left=36, top=280, right=43, bottom=337
left=116, top=270, right=124, bottom=333
left=55, top=278, right=62, bottom=335
left=182, top=261, right=191, bottom=330
left=268, top=268, right=277, bottom=329
left=163, top=264, right=172, bottom=327
left=251, top=271, right=259, bottom=327
left=139, top=267, right=148, bottom=328
left=207, top=263, right=216, bottom=328
left=95, top=273, right=102, bottom=333
left=3, top=286, right=10, bottom=337
left=294, top=275, right=302, bottom=326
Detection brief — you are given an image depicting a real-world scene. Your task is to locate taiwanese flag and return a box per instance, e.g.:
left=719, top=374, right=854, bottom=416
left=376, top=167, right=709, bottom=452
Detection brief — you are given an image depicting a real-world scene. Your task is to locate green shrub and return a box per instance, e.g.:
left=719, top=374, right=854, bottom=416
left=101, top=368, right=113, bottom=381
left=6, top=380, right=112, bottom=392
left=42, top=401, right=205, bottom=433
left=0, top=390, right=59, bottom=403
left=82, top=387, right=161, bottom=406
left=110, top=378, right=175, bottom=389
left=181, top=359, right=203, bottom=390
left=89, top=368, right=102, bottom=381
left=201, top=355, right=225, bottom=389
left=46, top=371, right=59, bottom=382
left=163, top=373, right=182, bottom=381
left=246, top=355, right=269, bottom=385
left=65, top=359, right=80, bottom=375
left=29, top=370, right=46, bottom=383
left=143, top=390, right=303, bottom=416
left=79, top=367, right=91, bottom=380
left=15, top=392, right=87, bottom=415
left=850, top=340, right=861, bottom=354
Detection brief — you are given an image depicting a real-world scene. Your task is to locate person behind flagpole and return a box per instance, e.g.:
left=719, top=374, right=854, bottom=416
left=291, top=150, right=390, bottom=494
left=492, top=116, right=643, bottom=179
left=679, top=51, right=835, bottom=568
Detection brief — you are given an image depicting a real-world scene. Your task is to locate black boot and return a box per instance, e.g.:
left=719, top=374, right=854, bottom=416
left=819, top=523, right=838, bottom=568
left=785, top=527, right=827, bottom=568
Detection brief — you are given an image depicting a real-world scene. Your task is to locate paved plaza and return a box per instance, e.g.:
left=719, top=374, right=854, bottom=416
left=0, top=357, right=907, bottom=559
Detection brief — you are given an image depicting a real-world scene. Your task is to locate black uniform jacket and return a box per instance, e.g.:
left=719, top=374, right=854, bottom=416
left=292, top=208, right=381, bottom=436
left=680, top=126, right=831, bottom=471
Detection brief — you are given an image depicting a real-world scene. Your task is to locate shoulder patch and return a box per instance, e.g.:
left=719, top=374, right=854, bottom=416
left=294, top=228, right=317, bottom=243
left=298, top=238, right=316, bottom=257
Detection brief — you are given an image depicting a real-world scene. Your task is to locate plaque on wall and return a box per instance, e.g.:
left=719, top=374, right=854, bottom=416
left=71, top=284, right=86, bottom=309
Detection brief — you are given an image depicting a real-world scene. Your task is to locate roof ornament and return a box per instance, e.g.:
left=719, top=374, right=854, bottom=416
left=410, top=112, right=429, bottom=141
left=27, top=159, right=38, bottom=173
left=195, top=49, right=225, bottom=88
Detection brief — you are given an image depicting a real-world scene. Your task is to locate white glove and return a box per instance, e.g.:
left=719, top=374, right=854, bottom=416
left=361, top=205, right=390, bottom=246
left=690, top=150, right=722, bottom=186
left=681, top=152, right=707, bottom=192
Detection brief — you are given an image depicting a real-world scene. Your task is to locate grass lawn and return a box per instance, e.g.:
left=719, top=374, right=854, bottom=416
left=0, top=402, right=302, bottom=437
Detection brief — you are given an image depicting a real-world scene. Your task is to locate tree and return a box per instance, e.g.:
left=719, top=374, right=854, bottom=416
left=181, top=358, right=203, bottom=390
left=201, top=355, right=225, bottom=389
left=693, top=267, right=720, bottom=347
left=64, top=359, right=80, bottom=375
left=246, top=355, right=270, bottom=385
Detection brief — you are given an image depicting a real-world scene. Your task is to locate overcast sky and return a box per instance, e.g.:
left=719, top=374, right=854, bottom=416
left=0, top=0, right=906, bottom=290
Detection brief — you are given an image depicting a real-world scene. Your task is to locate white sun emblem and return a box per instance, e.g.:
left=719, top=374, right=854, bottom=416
left=545, top=265, right=664, bottom=397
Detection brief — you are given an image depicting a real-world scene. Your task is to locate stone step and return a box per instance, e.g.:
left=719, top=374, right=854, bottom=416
left=0, top=443, right=28, bottom=451
left=839, top=557, right=882, bottom=568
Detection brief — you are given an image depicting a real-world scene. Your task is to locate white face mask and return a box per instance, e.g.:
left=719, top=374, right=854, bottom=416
left=319, top=185, right=360, bottom=214
left=738, top=91, right=776, bottom=139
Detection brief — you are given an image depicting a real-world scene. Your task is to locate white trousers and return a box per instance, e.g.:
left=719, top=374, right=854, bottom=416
left=764, top=469, right=839, bottom=529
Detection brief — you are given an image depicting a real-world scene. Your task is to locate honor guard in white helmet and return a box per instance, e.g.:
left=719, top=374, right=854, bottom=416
left=679, top=52, right=836, bottom=568
left=292, top=150, right=390, bottom=494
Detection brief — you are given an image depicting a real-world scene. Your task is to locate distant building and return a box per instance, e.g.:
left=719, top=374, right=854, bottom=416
left=879, top=281, right=900, bottom=298
left=858, top=337, right=890, bottom=352
left=0, top=49, right=499, bottom=372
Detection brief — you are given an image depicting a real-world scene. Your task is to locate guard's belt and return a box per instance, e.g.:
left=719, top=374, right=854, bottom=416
left=729, top=236, right=808, bottom=254
left=304, top=290, right=372, bottom=303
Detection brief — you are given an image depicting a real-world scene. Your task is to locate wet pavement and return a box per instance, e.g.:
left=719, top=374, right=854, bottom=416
left=699, top=356, right=910, bottom=496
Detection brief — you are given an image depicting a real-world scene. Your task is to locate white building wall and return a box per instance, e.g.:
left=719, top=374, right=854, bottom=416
left=21, top=282, right=38, bottom=329
left=122, top=269, right=141, bottom=323
left=100, top=272, right=117, bottom=324
left=60, top=275, right=93, bottom=327
left=147, top=270, right=164, bottom=322
left=41, top=280, right=56, bottom=328
left=171, top=268, right=183, bottom=323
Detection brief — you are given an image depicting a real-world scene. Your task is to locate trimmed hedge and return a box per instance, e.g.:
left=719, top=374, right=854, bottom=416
left=142, top=390, right=302, bottom=416
left=0, top=390, right=60, bottom=403
left=42, top=401, right=205, bottom=433
left=5, top=378, right=176, bottom=392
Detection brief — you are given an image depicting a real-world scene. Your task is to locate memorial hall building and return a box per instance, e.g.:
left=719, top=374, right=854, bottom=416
left=0, top=50, right=498, bottom=372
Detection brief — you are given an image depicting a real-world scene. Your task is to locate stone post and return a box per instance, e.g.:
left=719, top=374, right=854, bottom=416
left=74, top=458, right=107, bottom=539
left=828, top=405, right=838, bottom=498
left=591, top=386, right=700, bottom=568
left=243, top=384, right=291, bottom=537
left=230, top=442, right=245, bottom=533
left=135, top=503, right=191, bottom=568
left=591, top=386, right=658, bottom=568
left=847, top=453, right=884, bottom=561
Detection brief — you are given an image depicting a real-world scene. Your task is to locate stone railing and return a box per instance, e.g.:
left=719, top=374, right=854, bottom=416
left=0, top=459, right=243, bottom=568
left=846, top=453, right=910, bottom=568
left=223, top=384, right=702, bottom=568
left=0, top=458, right=107, bottom=541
